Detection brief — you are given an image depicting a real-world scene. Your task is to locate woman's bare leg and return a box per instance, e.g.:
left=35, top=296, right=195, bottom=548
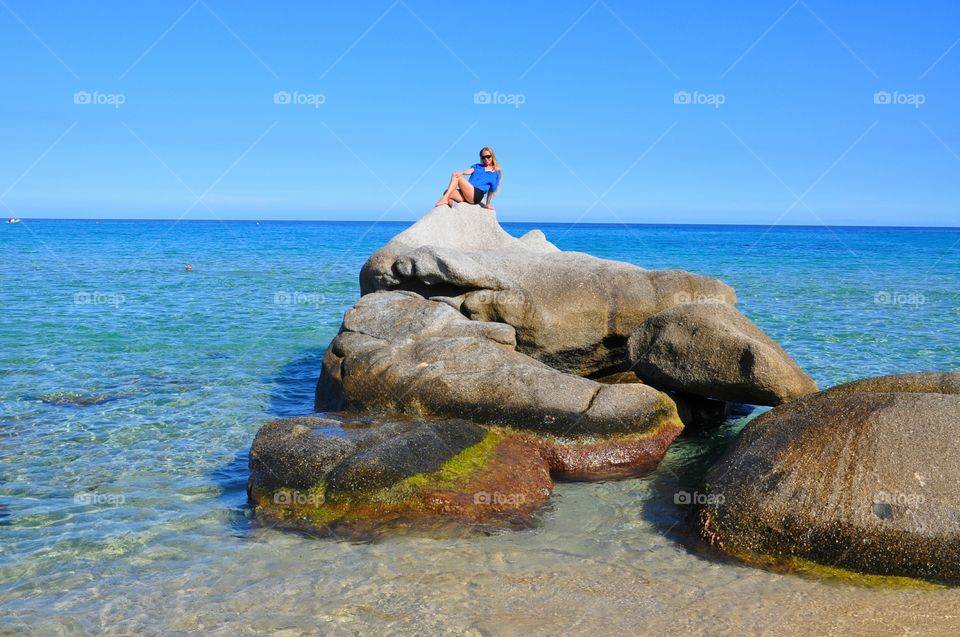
left=435, top=172, right=462, bottom=207
left=454, top=176, right=475, bottom=205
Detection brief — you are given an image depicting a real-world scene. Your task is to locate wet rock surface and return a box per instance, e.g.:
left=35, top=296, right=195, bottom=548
left=697, top=371, right=960, bottom=584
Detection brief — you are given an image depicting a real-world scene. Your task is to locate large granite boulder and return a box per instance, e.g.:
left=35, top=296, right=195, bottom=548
left=696, top=371, right=960, bottom=584
left=360, top=205, right=736, bottom=376
left=317, top=291, right=683, bottom=440
left=627, top=302, right=817, bottom=406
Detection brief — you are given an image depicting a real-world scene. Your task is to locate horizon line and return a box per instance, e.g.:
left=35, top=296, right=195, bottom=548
left=8, top=217, right=960, bottom=230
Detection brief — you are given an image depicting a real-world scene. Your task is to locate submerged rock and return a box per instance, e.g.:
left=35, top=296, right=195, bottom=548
left=39, top=391, right=119, bottom=406
left=696, top=371, right=960, bottom=584
left=627, top=302, right=817, bottom=406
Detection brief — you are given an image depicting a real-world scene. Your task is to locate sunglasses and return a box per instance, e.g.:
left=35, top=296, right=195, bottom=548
left=481, top=155, right=492, bottom=159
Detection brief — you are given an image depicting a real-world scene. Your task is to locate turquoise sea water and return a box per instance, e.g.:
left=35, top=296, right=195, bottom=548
left=3, top=219, right=960, bottom=635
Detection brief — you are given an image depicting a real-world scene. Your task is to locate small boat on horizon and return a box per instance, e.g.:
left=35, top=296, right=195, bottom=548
left=7, top=217, right=22, bottom=224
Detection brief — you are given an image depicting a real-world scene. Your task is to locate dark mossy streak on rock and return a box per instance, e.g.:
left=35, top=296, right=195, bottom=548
left=696, top=371, right=960, bottom=584
left=326, top=419, right=487, bottom=494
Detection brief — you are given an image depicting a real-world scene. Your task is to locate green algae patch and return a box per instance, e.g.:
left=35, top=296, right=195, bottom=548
left=249, top=426, right=555, bottom=536
left=398, top=429, right=504, bottom=492
left=725, top=546, right=945, bottom=590
left=698, top=506, right=948, bottom=590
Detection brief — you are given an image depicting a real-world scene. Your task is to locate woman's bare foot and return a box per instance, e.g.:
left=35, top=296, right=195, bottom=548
left=434, top=197, right=449, bottom=207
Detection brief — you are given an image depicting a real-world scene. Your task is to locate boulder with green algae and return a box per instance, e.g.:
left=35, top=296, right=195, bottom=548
left=248, top=414, right=690, bottom=533
left=248, top=416, right=554, bottom=533
left=696, top=371, right=960, bottom=584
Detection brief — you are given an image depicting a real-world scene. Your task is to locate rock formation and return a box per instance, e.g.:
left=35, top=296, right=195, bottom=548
left=627, top=301, right=818, bottom=406
left=249, top=204, right=817, bottom=535
left=697, top=371, right=960, bottom=584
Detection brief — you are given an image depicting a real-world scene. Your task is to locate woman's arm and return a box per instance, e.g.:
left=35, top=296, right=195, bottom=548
left=484, top=170, right=501, bottom=210
left=458, top=167, right=475, bottom=176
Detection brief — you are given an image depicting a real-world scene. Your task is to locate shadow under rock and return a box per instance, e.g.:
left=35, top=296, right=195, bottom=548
left=265, top=348, right=328, bottom=418
left=634, top=411, right=760, bottom=563
left=215, top=347, right=330, bottom=538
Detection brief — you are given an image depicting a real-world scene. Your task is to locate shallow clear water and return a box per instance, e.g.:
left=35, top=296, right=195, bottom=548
left=2, top=219, right=960, bottom=636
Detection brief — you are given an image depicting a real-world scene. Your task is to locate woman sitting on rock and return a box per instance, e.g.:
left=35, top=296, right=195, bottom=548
left=435, top=147, right=502, bottom=211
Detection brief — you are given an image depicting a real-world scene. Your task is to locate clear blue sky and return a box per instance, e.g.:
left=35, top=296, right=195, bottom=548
left=1, top=1, right=958, bottom=225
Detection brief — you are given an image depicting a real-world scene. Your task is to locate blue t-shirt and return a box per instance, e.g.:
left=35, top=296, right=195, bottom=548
left=467, top=163, right=501, bottom=193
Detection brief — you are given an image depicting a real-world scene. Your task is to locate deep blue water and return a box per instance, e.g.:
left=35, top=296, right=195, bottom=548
left=2, top=219, right=960, bottom=633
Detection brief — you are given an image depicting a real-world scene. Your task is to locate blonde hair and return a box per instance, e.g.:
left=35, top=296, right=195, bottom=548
left=480, top=147, right=501, bottom=172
